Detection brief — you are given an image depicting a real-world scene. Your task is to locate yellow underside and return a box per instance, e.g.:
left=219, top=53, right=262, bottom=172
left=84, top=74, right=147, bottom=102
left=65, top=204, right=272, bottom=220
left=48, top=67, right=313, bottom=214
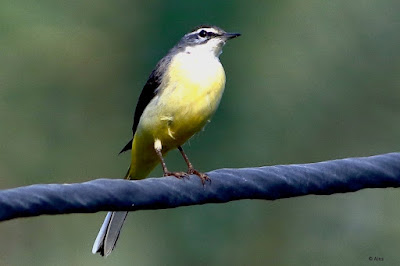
left=127, top=52, right=226, bottom=179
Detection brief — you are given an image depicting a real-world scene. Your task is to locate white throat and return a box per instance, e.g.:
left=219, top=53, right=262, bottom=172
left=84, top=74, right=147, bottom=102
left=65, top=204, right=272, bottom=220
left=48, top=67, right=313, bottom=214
left=183, top=38, right=225, bottom=58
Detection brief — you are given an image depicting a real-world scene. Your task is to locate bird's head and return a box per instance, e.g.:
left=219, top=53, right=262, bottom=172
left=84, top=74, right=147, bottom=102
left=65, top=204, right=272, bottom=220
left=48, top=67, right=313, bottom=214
left=177, top=25, right=240, bottom=57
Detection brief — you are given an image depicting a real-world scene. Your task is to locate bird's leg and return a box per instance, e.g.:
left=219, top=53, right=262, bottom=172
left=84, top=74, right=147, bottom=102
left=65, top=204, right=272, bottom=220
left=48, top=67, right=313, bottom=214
left=178, top=146, right=210, bottom=184
left=154, top=139, right=187, bottom=179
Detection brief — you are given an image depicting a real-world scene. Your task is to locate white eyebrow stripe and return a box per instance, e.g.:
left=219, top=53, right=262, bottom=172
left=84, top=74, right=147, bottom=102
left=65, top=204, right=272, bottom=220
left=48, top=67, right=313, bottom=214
left=192, top=28, right=219, bottom=35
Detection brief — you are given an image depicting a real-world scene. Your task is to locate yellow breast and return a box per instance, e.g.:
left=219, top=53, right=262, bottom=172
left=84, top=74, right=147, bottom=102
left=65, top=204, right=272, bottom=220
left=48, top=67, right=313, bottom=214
left=161, top=52, right=226, bottom=143
left=138, top=51, right=225, bottom=149
left=129, top=51, right=226, bottom=178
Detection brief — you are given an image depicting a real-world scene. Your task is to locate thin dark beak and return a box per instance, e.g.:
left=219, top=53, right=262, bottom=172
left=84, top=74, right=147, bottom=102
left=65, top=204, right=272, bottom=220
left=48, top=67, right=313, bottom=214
left=223, top=32, right=241, bottom=40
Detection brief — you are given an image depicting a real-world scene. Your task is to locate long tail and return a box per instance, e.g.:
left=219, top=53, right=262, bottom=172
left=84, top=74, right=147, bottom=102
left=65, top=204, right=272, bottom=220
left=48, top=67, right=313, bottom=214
left=92, top=166, right=132, bottom=257
left=92, top=135, right=161, bottom=257
left=92, top=211, right=129, bottom=256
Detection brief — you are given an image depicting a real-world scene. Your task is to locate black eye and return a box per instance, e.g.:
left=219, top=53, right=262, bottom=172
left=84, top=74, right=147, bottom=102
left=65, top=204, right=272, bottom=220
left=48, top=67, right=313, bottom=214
left=199, top=30, right=207, bottom=38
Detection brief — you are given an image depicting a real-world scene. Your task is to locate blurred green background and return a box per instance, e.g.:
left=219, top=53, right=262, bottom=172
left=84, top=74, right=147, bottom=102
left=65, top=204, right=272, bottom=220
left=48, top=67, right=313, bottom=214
left=1, top=0, right=399, bottom=265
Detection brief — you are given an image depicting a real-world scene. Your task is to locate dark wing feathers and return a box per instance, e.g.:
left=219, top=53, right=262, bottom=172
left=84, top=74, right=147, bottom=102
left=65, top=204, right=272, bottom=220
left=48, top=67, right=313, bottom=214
left=131, top=70, right=161, bottom=134
left=118, top=70, right=161, bottom=154
left=119, top=55, right=172, bottom=154
left=118, top=139, right=133, bottom=154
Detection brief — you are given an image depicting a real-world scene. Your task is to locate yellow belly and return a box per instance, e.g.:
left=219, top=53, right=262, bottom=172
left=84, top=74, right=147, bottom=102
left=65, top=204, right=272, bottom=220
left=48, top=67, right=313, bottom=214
left=128, top=52, right=226, bottom=179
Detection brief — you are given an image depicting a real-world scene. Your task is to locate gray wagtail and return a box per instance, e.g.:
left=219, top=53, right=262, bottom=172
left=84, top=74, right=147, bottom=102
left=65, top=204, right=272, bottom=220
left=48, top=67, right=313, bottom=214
left=92, top=25, right=240, bottom=257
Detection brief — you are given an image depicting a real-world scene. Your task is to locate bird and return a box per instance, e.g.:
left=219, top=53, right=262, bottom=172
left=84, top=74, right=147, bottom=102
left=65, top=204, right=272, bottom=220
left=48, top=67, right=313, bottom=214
left=92, top=25, right=240, bottom=257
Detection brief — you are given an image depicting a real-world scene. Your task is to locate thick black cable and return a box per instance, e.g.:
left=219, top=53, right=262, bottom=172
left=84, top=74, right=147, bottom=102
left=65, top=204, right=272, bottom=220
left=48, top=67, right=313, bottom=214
left=1, top=153, right=399, bottom=221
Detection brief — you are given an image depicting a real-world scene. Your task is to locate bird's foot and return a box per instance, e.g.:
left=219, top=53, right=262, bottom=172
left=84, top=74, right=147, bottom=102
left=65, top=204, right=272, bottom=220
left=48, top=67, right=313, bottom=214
left=188, top=168, right=211, bottom=185
left=164, top=171, right=189, bottom=179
